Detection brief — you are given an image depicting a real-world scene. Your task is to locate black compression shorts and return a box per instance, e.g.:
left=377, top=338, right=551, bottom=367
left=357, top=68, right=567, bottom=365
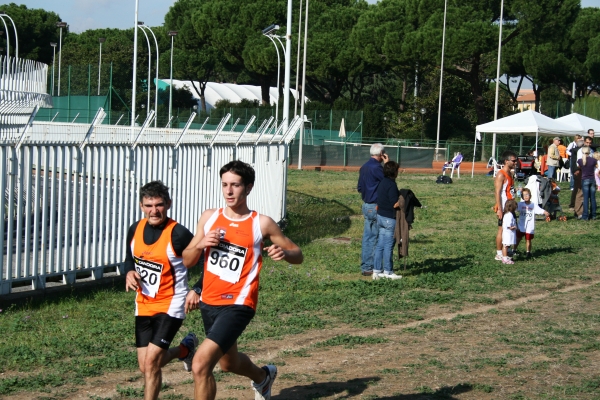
left=200, top=303, right=255, bottom=354
left=135, top=314, right=183, bottom=350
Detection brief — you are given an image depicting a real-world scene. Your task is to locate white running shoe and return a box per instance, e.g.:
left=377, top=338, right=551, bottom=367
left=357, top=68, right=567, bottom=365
left=382, top=273, right=402, bottom=280
left=494, top=254, right=503, bottom=261
left=252, top=365, right=277, bottom=400
left=179, top=332, right=199, bottom=372
left=372, top=271, right=384, bottom=280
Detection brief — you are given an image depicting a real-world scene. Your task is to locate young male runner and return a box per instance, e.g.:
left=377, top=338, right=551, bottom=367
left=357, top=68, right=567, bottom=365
left=124, top=181, right=199, bottom=400
left=182, top=160, right=303, bottom=400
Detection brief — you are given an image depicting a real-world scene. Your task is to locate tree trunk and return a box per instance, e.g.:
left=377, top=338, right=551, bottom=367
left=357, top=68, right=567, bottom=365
left=260, top=75, right=270, bottom=106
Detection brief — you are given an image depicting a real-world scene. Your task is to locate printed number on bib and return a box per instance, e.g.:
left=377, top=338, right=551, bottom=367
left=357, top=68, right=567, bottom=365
left=133, top=256, right=163, bottom=298
left=207, top=241, right=248, bottom=284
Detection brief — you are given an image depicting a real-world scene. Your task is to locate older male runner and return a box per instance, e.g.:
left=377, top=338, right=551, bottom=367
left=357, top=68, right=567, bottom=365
left=183, top=160, right=303, bottom=400
left=494, top=150, right=517, bottom=261
left=124, top=181, right=198, bottom=400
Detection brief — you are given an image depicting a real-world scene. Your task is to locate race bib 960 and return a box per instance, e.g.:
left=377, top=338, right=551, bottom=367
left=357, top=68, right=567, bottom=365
left=207, top=241, right=248, bottom=284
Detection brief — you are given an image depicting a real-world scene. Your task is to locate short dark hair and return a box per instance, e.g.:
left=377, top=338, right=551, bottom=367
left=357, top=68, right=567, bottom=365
left=383, top=160, right=399, bottom=178
left=584, top=136, right=593, bottom=142
left=588, top=129, right=594, bottom=135
left=139, top=180, right=171, bottom=204
left=501, top=150, right=517, bottom=162
left=220, top=160, right=255, bottom=186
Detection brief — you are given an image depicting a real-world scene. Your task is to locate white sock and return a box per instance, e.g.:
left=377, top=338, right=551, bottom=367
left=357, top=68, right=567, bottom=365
left=497, top=250, right=502, bottom=256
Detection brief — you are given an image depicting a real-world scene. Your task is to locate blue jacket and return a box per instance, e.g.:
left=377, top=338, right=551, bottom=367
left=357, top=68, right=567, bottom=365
left=357, top=158, right=384, bottom=203
left=376, top=177, right=399, bottom=219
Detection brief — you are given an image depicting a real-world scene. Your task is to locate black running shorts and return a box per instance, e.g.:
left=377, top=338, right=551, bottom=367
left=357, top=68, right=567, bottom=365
left=200, top=302, right=255, bottom=354
left=135, top=314, right=184, bottom=350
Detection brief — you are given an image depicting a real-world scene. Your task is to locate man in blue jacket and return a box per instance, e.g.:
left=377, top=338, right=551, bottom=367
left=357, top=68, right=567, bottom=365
left=357, top=143, right=388, bottom=276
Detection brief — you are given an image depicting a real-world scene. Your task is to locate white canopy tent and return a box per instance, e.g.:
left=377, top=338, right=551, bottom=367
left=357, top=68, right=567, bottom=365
left=556, top=113, right=600, bottom=134
left=471, top=110, right=582, bottom=177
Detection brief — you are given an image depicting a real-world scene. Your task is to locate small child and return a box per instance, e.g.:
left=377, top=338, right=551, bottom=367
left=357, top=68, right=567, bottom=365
left=502, top=199, right=518, bottom=264
left=514, top=188, right=550, bottom=259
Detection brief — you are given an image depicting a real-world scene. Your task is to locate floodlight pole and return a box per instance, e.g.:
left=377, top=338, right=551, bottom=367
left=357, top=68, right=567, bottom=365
left=56, top=21, right=67, bottom=96
left=283, top=0, right=292, bottom=131
left=131, top=0, right=139, bottom=126
left=298, top=0, right=308, bottom=170
left=50, top=42, right=57, bottom=96
left=168, top=31, right=177, bottom=128
left=492, top=0, right=505, bottom=161
left=263, top=33, right=280, bottom=129
left=435, top=0, right=447, bottom=162
left=98, top=37, right=105, bottom=95
left=0, top=13, right=18, bottom=59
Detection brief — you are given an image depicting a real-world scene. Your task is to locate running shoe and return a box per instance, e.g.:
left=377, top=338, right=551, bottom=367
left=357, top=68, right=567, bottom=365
left=502, top=257, right=514, bottom=265
left=494, top=254, right=503, bottom=261
left=252, top=365, right=277, bottom=400
left=179, top=332, right=199, bottom=372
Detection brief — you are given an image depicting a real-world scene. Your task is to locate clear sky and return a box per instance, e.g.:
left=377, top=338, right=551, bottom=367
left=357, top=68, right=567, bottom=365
left=7, top=0, right=599, bottom=33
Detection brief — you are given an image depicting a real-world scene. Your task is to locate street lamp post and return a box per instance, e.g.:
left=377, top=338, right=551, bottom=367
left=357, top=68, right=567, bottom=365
left=98, top=37, right=105, bottom=95
left=492, top=0, right=505, bottom=161
left=139, top=23, right=159, bottom=127
left=131, top=0, right=139, bottom=127
left=420, top=107, right=426, bottom=142
left=168, top=31, right=177, bottom=129
left=50, top=42, right=57, bottom=96
left=298, top=0, right=309, bottom=170
left=435, top=0, right=447, bottom=161
left=137, top=22, right=151, bottom=119
left=263, top=24, right=281, bottom=129
left=56, top=21, right=67, bottom=96
left=0, top=11, right=18, bottom=59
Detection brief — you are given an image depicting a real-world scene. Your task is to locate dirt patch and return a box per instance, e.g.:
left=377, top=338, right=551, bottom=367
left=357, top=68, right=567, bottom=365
left=4, top=280, right=600, bottom=399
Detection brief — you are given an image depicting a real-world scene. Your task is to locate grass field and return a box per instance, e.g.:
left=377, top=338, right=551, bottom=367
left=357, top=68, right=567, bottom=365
left=0, top=170, right=599, bottom=399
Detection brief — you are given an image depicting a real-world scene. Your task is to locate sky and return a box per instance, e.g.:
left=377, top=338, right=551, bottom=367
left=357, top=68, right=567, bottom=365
left=8, top=0, right=599, bottom=33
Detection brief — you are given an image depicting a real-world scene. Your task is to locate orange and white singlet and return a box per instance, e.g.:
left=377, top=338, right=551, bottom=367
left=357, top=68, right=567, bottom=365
left=498, top=169, right=514, bottom=210
left=201, top=208, right=263, bottom=310
left=130, top=219, right=188, bottom=318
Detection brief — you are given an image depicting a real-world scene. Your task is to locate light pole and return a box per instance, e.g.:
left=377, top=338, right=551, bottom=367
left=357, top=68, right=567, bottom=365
left=131, top=0, right=139, bottom=127
left=420, top=107, right=426, bottom=143
left=56, top=21, right=67, bottom=96
left=298, top=0, right=309, bottom=170
left=168, top=30, right=177, bottom=128
left=139, top=22, right=159, bottom=127
left=492, top=0, right=505, bottom=161
left=0, top=11, right=18, bottom=59
left=295, top=0, right=303, bottom=117
left=435, top=0, right=447, bottom=161
left=283, top=0, right=292, bottom=131
left=137, top=22, right=151, bottom=119
left=98, top=37, right=105, bottom=95
left=263, top=24, right=281, bottom=129
left=50, top=42, right=57, bottom=96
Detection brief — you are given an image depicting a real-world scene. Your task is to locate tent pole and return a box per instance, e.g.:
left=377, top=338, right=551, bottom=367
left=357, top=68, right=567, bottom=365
left=471, top=133, right=477, bottom=178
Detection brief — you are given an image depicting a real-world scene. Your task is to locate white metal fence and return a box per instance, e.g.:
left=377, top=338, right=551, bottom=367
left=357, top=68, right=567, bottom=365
left=0, top=109, right=301, bottom=294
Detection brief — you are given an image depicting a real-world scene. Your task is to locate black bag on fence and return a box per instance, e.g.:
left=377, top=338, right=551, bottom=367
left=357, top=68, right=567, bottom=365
left=436, top=175, right=452, bottom=184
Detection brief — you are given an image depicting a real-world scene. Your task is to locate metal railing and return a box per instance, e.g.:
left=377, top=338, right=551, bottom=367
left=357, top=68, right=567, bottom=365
left=0, top=99, right=301, bottom=293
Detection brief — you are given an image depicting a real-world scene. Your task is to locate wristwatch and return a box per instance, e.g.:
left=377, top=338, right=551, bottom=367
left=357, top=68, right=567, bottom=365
left=191, top=286, right=202, bottom=296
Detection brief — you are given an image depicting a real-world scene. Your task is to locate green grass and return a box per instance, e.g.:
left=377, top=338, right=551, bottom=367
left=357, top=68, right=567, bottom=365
left=0, top=170, right=599, bottom=396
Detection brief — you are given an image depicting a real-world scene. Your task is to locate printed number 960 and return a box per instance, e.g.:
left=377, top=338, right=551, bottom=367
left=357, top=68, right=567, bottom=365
left=210, top=251, right=240, bottom=271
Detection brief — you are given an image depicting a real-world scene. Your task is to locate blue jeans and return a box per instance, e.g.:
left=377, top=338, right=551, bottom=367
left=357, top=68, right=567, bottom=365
left=581, top=178, right=597, bottom=220
left=360, top=203, right=378, bottom=273
left=546, top=165, right=556, bottom=180
left=373, top=215, right=396, bottom=274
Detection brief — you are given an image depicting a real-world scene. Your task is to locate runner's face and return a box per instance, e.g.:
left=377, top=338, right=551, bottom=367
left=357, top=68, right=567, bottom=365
left=221, top=171, right=252, bottom=208
left=140, top=196, right=170, bottom=226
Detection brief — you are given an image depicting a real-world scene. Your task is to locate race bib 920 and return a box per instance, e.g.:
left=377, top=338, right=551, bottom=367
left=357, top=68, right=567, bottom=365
left=133, top=256, right=163, bottom=298
left=207, top=241, right=248, bottom=284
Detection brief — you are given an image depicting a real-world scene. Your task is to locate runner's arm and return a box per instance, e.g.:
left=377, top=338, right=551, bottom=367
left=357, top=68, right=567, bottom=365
left=182, top=209, right=220, bottom=268
left=494, top=173, right=505, bottom=219
left=261, top=216, right=303, bottom=264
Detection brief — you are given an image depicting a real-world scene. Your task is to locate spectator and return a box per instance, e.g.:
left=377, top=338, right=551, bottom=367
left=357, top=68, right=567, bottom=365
left=357, top=143, right=389, bottom=276
left=558, top=139, right=567, bottom=159
left=587, top=129, right=597, bottom=151
left=442, top=152, right=463, bottom=173
left=546, top=137, right=561, bottom=179
left=373, top=161, right=402, bottom=280
left=568, top=136, right=585, bottom=193
left=577, top=146, right=597, bottom=220
left=577, top=136, right=595, bottom=160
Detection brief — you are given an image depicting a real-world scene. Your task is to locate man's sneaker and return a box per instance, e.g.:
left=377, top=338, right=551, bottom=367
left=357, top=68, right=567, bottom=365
left=179, top=333, right=199, bottom=372
left=494, top=254, right=503, bottom=261
left=372, top=271, right=384, bottom=280
left=252, top=365, right=277, bottom=400
left=382, top=273, right=402, bottom=280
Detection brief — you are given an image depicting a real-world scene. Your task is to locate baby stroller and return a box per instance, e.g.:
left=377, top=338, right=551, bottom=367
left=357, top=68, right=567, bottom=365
left=515, top=155, right=537, bottom=181
left=524, top=175, right=565, bottom=220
